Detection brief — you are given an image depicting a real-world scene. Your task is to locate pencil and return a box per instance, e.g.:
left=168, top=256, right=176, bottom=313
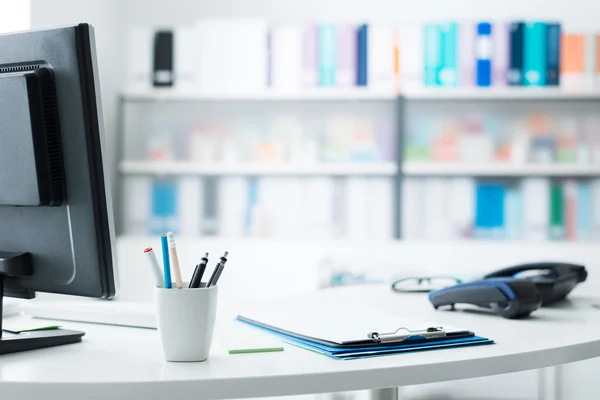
left=161, top=233, right=172, bottom=289
left=167, top=232, right=183, bottom=289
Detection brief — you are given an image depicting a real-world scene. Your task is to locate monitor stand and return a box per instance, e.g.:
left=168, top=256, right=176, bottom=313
left=0, top=252, right=85, bottom=355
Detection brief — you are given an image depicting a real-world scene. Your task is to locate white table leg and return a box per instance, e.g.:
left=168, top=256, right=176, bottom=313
left=370, top=387, right=399, bottom=400
left=538, top=366, right=560, bottom=400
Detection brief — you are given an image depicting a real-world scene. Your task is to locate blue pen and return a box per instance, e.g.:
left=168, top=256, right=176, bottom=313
left=161, top=233, right=172, bottom=289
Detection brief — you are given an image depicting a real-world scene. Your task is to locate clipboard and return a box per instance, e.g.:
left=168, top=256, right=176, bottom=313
left=235, top=305, right=492, bottom=355
left=237, top=315, right=475, bottom=349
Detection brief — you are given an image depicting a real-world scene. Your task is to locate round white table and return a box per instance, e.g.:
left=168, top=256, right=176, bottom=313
left=1, top=284, right=600, bottom=400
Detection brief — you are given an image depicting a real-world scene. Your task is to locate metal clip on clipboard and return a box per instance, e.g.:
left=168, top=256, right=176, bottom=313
left=367, top=327, right=446, bottom=344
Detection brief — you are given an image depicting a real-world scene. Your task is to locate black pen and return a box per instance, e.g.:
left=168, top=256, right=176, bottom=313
left=189, top=252, right=209, bottom=288
left=207, top=251, right=228, bottom=287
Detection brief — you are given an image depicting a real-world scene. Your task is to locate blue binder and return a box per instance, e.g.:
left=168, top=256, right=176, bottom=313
left=523, top=22, right=547, bottom=86
left=545, top=22, right=561, bottom=86
left=356, top=24, right=368, bottom=86
left=476, top=22, right=492, bottom=87
left=508, top=22, right=525, bottom=86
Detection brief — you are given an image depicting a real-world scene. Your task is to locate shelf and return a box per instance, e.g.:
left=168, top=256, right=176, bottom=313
left=117, top=235, right=600, bottom=248
left=122, top=86, right=600, bottom=101
left=119, top=161, right=398, bottom=176
left=401, top=87, right=600, bottom=100
left=121, top=87, right=398, bottom=101
left=403, top=162, right=600, bottom=177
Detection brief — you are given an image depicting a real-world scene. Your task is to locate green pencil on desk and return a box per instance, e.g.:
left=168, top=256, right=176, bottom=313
left=228, top=346, right=284, bottom=355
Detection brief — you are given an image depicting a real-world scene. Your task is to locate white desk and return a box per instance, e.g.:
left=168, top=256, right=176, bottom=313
left=2, top=284, right=600, bottom=400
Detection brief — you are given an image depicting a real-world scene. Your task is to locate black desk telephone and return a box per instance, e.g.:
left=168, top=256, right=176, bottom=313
left=482, top=262, right=587, bottom=306
left=426, top=262, right=587, bottom=318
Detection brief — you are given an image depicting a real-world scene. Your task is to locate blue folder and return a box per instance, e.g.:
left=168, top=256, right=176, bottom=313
left=236, top=312, right=494, bottom=360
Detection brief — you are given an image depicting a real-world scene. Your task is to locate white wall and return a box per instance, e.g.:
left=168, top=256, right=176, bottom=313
left=0, top=0, right=30, bottom=33
left=120, top=0, right=600, bottom=29
left=30, top=0, right=125, bottom=182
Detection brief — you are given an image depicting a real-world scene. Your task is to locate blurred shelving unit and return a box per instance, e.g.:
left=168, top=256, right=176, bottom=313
left=116, top=87, right=401, bottom=239
left=398, top=92, right=600, bottom=242
left=116, top=86, right=600, bottom=242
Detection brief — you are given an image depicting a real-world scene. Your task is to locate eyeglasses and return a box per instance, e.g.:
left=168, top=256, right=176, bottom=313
left=391, top=276, right=462, bottom=293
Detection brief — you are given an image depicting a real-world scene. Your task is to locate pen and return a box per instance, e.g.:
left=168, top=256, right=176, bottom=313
left=161, top=233, right=172, bottom=289
left=207, top=251, right=228, bottom=287
left=143, top=247, right=164, bottom=288
left=167, top=232, right=183, bottom=289
left=189, top=252, right=209, bottom=289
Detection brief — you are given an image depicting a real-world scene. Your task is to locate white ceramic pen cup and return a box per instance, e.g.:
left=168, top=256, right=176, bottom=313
left=155, top=282, right=218, bottom=362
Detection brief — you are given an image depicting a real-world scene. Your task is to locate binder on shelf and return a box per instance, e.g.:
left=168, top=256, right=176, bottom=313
left=331, top=178, right=346, bottom=238
left=344, top=178, right=369, bottom=239
left=178, top=177, right=202, bottom=237
left=576, top=181, right=592, bottom=240
left=585, top=33, right=597, bottom=86
left=394, top=27, right=401, bottom=91
left=474, top=182, right=505, bottom=239
left=564, top=179, right=577, bottom=240
left=367, top=178, right=394, bottom=239
left=174, top=26, right=196, bottom=86
left=596, top=35, right=600, bottom=86
left=439, top=22, right=458, bottom=86
left=303, top=177, right=335, bottom=239
left=523, top=178, right=549, bottom=241
left=459, top=22, right=475, bottom=86
left=318, top=24, right=337, bottom=87
left=398, top=23, right=424, bottom=90
left=423, top=23, right=441, bottom=86
left=236, top=306, right=493, bottom=360
left=302, top=24, right=319, bottom=86
left=401, top=178, right=426, bottom=239
left=244, top=178, right=260, bottom=236
left=504, top=184, right=523, bottom=240
left=368, top=25, right=395, bottom=89
left=560, top=33, right=585, bottom=88
left=218, top=177, right=246, bottom=237
left=592, top=180, right=600, bottom=239
left=549, top=181, right=565, bottom=240
left=202, top=177, right=219, bottom=236
left=523, top=22, right=547, bottom=86
left=337, top=24, right=357, bottom=87
left=475, top=22, right=492, bottom=87
left=270, top=25, right=303, bottom=89
left=449, top=177, right=475, bottom=239
left=356, top=24, right=368, bottom=86
left=545, top=22, right=561, bottom=86
left=150, top=180, right=178, bottom=235
left=127, top=27, right=153, bottom=89
left=153, top=30, right=174, bottom=87
left=493, top=22, right=509, bottom=86
left=508, top=21, right=525, bottom=86
left=123, top=176, right=151, bottom=235
left=424, top=178, right=452, bottom=239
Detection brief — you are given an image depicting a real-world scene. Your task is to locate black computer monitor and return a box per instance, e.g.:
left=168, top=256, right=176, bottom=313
left=0, top=24, right=117, bottom=354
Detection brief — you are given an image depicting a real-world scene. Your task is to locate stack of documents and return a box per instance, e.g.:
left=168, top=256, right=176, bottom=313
left=237, top=306, right=493, bottom=360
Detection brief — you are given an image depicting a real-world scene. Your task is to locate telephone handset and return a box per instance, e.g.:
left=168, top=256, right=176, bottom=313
left=483, top=262, right=587, bottom=305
